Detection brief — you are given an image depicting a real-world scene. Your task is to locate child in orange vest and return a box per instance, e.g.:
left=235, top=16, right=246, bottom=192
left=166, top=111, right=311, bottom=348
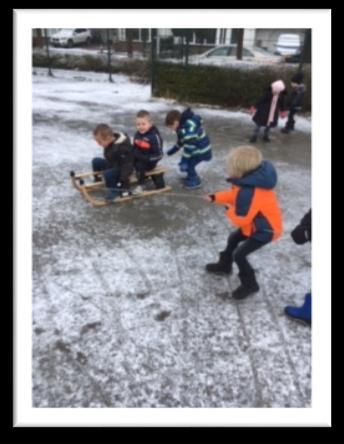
left=204, top=146, right=283, bottom=299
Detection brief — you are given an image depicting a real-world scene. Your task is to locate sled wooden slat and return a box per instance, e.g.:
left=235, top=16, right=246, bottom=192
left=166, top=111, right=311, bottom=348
left=80, top=185, right=172, bottom=207
left=71, top=166, right=169, bottom=207
left=73, top=166, right=167, bottom=181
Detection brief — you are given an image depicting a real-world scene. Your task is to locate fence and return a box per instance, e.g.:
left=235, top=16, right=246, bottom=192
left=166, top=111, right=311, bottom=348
left=33, top=28, right=311, bottom=110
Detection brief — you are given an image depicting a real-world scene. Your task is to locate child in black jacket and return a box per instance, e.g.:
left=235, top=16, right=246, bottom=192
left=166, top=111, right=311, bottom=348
left=249, top=80, right=287, bottom=143
left=132, top=110, right=163, bottom=195
left=92, top=124, right=134, bottom=202
left=281, top=72, right=306, bottom=134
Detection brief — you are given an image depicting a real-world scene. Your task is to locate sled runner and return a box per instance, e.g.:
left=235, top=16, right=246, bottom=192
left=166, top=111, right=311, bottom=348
left=70, top=166, right=171, bottom=207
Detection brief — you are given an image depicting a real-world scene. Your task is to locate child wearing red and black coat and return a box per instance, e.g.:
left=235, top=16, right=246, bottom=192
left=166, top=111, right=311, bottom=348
left=132, top=110, right=163, bottom=195
left=204, top=145, right=283, bottom=300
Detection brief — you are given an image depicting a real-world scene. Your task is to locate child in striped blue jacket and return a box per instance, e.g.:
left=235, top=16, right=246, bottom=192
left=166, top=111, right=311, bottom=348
left=166, top=108, right=212, bottom=189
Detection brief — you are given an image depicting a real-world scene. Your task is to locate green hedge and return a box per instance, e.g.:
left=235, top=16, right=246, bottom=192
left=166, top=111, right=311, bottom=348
left=32, top=52, right=311, bottom=111
left=154, top=62, right=311, bottom=111
left=32, top=51, right=150, bottom=79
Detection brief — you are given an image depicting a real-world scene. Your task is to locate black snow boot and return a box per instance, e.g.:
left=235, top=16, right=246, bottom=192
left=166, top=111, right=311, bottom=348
left=262, top=127, right=271, bottom=142
left=206, top=252, right=232, bottom=274
left=249, top=134, right=258, bottom=143
left=232, top=270, right=260, bottom=300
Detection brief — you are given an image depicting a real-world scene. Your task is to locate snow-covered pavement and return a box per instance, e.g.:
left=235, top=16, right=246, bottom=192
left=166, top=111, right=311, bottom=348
left=32, top=68, right=311, bottom=407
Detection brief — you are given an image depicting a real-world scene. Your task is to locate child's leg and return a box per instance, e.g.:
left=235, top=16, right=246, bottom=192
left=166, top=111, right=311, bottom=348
left=135, top=158, right=157, bottom=185
left=103, top=167, right=123, bottom=201
left=92, top=157, right=108, bottom=182
left=103, top=167, right=120, bottom=189
left=183, top=157, right=203, bottom=188
left=135, top=159, right=147, bottom=185
left=206, top=229, right=246, bottom=273
left=232, top=238, right=269, bottom=299
left=287, top=110, right=296, bottom=130
left=250, top=124, right=261, bottom=142
left=263, top=126, right=271, bottom=142
left=233, top=238, right=267, bottom=274
left=282, top=110, right=296, bottom=133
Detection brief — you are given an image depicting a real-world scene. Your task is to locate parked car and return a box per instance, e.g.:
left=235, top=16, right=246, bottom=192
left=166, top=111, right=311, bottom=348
left=274, top=34, right=300, bottom=56
left=189, top=45, right=282, bottom=65
left=51, top=29, right=92, bottom=48
left=284, top=52, right=302, bottom=63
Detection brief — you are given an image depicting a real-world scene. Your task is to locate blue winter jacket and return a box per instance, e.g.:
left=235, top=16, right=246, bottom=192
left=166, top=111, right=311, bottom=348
left=170, top=108, right=212, bottom=161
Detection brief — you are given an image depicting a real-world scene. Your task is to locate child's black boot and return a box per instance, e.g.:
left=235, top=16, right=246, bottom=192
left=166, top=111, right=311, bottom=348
left=232, top=270, right=260, bottom=300
left=206, top=252, right=232, bottom=274
left=262, top=129, right=271, bottom=142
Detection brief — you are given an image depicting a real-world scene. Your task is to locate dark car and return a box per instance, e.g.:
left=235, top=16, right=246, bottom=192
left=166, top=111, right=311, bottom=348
left=284, top=53, right=302, bottom=64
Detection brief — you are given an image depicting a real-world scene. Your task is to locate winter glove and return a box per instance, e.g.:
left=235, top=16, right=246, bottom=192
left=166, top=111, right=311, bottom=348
left=167, top=145, right=180, bottom=156
left=291, top=210, right=311, bottom=244
left=280, top=111, right=288, bottom=119
left=291, top=225, right=308, bottom=244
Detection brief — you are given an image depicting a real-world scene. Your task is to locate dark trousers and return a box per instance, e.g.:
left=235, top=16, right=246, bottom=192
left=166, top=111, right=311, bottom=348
left=285, top=110, right=297, bottom=130
left=180, top=157, right=203, bottom=180
left=133, top=150, right=158, bottom=185
left=222, top=229, right=269, bottom=274
left=252, top=123, right=270, bottom=138
left=92, top=158, right=120, bottom=188
left=134, top=158, right=158, bottom=185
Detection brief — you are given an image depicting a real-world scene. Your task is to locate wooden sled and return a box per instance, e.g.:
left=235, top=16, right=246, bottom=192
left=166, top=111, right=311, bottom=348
left=70, top=166, right=171, bottom=207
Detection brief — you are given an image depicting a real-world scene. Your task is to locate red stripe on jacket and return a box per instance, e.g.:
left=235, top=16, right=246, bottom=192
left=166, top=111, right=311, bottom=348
left=134, top=139, right=151, bottom=150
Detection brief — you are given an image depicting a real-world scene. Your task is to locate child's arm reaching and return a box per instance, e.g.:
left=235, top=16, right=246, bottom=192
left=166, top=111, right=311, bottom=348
left=167, top=143, right=181, bottom=156
left=203, top=190, right=235, bottom=205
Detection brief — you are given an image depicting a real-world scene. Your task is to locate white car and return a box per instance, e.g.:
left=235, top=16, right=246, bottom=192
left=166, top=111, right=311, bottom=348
left=51, top=29, right=92, bottom=48
left=274, top=34, right=301, bottom=56
left=190, top=45, right=282, bottom=65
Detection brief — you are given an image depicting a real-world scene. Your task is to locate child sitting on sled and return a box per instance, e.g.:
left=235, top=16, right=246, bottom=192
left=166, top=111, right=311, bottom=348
left=132, top=110, right=164, bottom=195
left=204, top=146, right=283, bottom=300
left=165, top=108, right=212, bottom=189
left=92, top=124, right=134, bottom=202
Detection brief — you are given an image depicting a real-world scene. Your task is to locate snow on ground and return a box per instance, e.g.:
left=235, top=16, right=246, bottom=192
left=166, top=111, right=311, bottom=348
left=32, top=68, right=311, bottom=407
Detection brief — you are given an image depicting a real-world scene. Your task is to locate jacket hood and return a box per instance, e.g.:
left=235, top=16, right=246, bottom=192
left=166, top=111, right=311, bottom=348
left=179, top=108, right=202, bottom=128
left=113, top=132, right=128, bottom=144
left=229, top=160, right=277, bottom=189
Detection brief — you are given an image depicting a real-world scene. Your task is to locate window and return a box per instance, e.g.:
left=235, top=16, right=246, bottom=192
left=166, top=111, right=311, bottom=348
left=243, top=48, right=254, bottom=57
left=208, top=47, right=229, bottom=57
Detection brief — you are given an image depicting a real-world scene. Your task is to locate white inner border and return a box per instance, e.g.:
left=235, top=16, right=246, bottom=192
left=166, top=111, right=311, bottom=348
left=14, top=9, right=331, bottom=427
